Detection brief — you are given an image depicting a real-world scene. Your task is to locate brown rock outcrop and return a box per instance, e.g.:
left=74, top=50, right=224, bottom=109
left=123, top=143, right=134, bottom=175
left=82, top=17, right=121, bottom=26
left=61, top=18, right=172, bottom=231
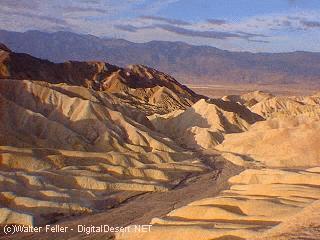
left=0, top=45, right=201, bottom=114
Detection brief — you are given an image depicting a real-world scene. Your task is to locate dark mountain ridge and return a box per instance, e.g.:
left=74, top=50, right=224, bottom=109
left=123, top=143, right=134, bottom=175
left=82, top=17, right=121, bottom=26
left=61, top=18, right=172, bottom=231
left=1, top=29, right=320, bottom=85
left=0, top=43, right=201, bottom=114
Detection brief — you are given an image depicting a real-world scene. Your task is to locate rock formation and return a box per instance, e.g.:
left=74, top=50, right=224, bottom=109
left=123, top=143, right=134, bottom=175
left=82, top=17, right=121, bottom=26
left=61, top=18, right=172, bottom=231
left=0, top=44, right=201, bottom=115
left=116, top=90, right=320, bottom=240
left=117, top=167, right=320, bottom=239
left=149, top=98, right=263, bottom=149
left=0, top=43, right=320, bottom=240
left=0, top=45, right=207, bottom=226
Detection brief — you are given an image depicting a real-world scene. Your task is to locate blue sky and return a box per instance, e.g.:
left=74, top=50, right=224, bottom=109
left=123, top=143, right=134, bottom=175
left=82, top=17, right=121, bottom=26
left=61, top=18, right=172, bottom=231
left=1, top=0, right=320, bottom=52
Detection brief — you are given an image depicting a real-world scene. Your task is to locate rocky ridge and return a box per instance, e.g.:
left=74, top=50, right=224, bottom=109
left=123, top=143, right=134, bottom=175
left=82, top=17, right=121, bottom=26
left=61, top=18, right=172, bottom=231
left=0, top=43, right=320, bottom=240
left=0, top=44, right=201, bottom=115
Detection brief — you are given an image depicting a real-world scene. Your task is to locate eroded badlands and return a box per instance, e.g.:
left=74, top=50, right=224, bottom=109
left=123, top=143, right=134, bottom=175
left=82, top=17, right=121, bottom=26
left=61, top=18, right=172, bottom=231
left=1, top=44, right=320, bottom=240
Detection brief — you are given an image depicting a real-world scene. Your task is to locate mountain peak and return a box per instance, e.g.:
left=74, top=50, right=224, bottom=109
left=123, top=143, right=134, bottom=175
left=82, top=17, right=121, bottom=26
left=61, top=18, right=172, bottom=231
left=1, top=30, right=320, bottom=85
left=0, top=47, right=201, bottom=114
left=0, top=43, right=11, bottom=52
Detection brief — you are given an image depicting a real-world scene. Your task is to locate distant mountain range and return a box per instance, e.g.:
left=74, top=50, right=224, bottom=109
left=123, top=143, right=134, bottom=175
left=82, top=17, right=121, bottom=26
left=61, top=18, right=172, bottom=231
left=1, top=29, right=320, bottom=85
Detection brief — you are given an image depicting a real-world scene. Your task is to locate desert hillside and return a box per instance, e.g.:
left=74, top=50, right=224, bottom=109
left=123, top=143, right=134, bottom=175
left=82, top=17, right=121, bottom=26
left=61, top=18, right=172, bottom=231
left=117, top=91, right=320, bottom=240
left=0, top=44, right=320, bottom=240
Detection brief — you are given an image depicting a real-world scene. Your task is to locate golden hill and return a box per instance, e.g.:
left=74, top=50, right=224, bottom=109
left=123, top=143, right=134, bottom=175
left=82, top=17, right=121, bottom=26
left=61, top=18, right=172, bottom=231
left=0, top=79, right=208, bottom=226
left=149, top=98, right=263, bottom=149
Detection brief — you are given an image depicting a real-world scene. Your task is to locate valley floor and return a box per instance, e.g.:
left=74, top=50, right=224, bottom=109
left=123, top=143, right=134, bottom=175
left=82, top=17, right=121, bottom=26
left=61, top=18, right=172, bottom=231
left=188, top=83, right=318, bottom=98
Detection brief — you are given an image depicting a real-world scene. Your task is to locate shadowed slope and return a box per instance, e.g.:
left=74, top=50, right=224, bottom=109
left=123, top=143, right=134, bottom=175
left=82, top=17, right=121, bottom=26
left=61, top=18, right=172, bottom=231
left=149, top=99, right=263, bottom=149
left=0, top=78, right=209, bottom=226
left=0, top=44, right=201, bottom=114
left=217, top=91, right=320, bottom=167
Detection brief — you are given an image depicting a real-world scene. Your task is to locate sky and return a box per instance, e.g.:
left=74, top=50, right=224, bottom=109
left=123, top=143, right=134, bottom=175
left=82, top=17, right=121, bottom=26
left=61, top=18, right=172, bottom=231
left=1, top=0, right=320, bottom=52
